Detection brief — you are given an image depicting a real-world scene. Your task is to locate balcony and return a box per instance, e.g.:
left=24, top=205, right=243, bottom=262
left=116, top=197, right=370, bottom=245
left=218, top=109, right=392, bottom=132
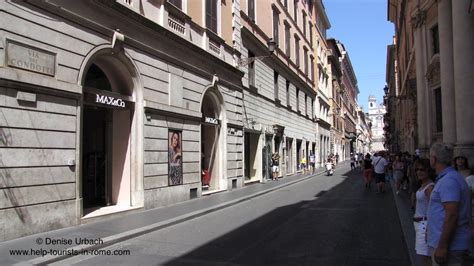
left=117, top=0, right=234, bottom=64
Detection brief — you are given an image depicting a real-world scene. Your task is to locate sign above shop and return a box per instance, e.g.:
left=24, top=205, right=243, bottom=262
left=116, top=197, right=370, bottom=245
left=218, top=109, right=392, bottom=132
left=95, top=94, right=125, bottom=108
left=6, top=40, right=56, bottom=76
left=203, top=116, right=219, bottom=125
left=83, top=88, right=132, bottom=109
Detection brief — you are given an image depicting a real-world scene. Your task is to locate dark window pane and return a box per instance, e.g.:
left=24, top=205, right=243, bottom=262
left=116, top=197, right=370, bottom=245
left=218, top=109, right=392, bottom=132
left=274, top=71, right=279, bottom=100
left=249, top=51, right=255, bottom=87
left=294, top=0, right=298, bottom=23
left=249, top=0, right=255, bottom=22
left=273, top=9, right=279, bottom=44
left=285, top=24, right=291, bottom=57
left=206, top=0, right=218, bottom=33
left=167, top=0, right=182, bottom=9
left=286, top=80, right=290, bottom=106
left=431, top=25, right=440, bottom=55
left=296, top=88, right=300, bottom=111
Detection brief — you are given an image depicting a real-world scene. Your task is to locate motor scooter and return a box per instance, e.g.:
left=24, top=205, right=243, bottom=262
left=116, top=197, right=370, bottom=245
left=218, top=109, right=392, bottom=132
left=325, top=162, right=334, bottom=176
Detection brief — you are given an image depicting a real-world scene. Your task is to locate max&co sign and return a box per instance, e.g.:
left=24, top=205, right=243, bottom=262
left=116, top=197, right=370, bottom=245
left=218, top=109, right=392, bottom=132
left=203, top=116, right=219, bottom=125
left=95, top=94, right=125, bottom=108
left=83, top=89, right=131, bottom=109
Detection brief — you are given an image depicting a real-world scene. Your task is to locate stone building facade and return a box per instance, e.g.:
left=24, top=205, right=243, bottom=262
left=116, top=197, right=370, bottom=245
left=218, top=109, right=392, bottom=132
left=387, top=0, right=474, bottom=165
left=0, top=0, right=360, bottom=242
left=0, top=0, right=245, bottom=241
left=0, top=0, right=346, bottom=241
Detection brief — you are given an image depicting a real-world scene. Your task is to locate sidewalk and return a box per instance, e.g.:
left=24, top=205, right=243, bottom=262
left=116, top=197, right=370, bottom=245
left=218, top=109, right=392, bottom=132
left=391, top=179, right=474, bottom=266
left=389, top=180, right=419, bottom=266
left=1, top=165, right=335, bottom=265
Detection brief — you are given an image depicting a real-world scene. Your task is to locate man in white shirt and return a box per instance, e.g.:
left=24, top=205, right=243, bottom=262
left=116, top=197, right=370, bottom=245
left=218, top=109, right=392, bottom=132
left=372, top=152, right=389, bottom=194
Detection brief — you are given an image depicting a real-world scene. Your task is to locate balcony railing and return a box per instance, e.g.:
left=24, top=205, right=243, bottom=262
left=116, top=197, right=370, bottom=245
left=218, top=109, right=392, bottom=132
left=168, top=13, right=186, bottom=35
left=118, top=0, right=234, bottom=64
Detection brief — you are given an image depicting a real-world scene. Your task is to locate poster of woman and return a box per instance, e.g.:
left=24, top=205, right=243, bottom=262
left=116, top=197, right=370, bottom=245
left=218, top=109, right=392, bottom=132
left=168, top=130, right=183, bottom=185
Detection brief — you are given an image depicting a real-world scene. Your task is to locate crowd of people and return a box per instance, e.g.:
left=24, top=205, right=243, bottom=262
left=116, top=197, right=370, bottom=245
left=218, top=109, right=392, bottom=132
left=358, top=144, right=473, bottom=266
left=267, top=144, right=472, bottom=265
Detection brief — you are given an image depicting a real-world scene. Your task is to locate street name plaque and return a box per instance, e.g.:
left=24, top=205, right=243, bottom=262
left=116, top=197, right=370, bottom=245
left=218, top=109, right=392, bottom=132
left=6, top=40, right=56, bottom=76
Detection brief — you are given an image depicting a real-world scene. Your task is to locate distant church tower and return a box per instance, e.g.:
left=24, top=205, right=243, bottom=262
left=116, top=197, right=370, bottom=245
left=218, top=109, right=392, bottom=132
left=367, top=95, right=386, bottom=152
left=368, top=95, right=377, bottom=111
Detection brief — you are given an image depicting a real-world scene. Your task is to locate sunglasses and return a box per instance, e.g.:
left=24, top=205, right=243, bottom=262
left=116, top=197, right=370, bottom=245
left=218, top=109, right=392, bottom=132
left=415, top=168, right=427, bottom=172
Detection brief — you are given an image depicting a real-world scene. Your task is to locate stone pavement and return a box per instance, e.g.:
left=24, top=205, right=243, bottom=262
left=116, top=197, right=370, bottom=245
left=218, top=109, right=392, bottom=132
left=0, top=162, right=427, bottom=266
left=0, top=165, right=333, bottom=265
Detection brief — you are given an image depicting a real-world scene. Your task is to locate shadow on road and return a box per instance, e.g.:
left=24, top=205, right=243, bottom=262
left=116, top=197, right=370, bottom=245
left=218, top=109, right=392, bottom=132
left=164, top=169, right=410, bottom=266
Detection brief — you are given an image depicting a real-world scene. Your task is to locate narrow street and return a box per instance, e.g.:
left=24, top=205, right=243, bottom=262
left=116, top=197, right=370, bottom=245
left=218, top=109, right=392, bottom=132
left=58, top=165, right=410, bottom=266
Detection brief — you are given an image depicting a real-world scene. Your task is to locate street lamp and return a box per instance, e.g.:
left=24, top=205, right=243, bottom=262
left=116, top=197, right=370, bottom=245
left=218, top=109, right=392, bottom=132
left=237, top=38, right=277, bottom=67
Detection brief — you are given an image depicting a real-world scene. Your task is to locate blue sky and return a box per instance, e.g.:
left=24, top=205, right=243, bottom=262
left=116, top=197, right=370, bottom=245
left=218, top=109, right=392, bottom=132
left=323, top=0, right=394, bottom=112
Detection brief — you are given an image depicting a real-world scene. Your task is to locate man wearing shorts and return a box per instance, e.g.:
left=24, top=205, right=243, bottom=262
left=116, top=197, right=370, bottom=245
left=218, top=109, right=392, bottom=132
left=271, top=152, right=280, bottom=181
left=372, top=152, right=389, bottom=194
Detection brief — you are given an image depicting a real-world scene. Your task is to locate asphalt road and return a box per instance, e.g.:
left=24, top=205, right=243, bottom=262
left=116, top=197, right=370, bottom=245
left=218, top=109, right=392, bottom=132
left=56, top=165, right=410, bottom=266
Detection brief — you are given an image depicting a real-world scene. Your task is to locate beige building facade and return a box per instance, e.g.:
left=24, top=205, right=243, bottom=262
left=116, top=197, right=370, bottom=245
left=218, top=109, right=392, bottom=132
left=387, top=0, right=474, bottom=166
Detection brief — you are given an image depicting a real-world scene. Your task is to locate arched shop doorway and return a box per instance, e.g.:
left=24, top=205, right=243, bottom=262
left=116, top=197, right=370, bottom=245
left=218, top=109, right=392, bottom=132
left=81, top=58, right=135, bottom=214
left=201, top=89, right=226, bottom=193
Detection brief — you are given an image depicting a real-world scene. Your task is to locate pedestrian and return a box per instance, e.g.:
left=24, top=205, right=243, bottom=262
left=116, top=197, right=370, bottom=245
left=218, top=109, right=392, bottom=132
left=393, top=153, right=405, bottom=194
left=372, top=151, right=389, bottom=194
left=309, top=152, right=316, bottom=174
left=271, top=152, right=280, bottom=181
left=412, top=158, right=435, bottom=266
left=453, top=155, right=470, bottom=178
left=300, top=156, right=307, bottom=174
left=409, top=155, right=422, bottom=210
left=350, top=153, right=356, bottom=170
left=363, top=153, right=373, bottom=189
left=384, top=153, right=393, bottom=183
left=427, top=143, right=471, bottom=266
left=335, top=153, right=339, bottom=166
left=402, top=152, right=412, bottom=190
